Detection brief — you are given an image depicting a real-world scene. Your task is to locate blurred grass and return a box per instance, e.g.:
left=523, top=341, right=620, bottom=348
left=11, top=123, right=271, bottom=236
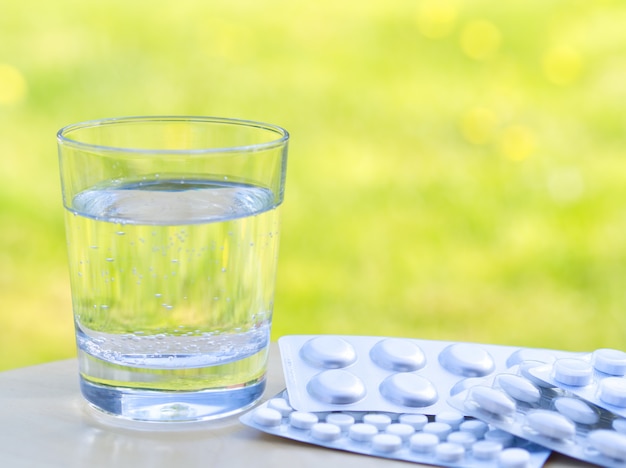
left=2, top=0, right=626, bottom=370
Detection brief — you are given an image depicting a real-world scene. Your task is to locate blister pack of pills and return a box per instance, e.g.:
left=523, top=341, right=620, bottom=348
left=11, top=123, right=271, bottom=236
left=278, top=335, right=575, bottom=415
left=529, top=348, right=626, bottom=418
left=240, top=390, right=553, bottom=468
left=447, top=363, right=626, bottom=467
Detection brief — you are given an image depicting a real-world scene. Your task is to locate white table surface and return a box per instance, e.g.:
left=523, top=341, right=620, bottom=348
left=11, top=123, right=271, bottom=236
left=0, top=345, right=592, bottom=467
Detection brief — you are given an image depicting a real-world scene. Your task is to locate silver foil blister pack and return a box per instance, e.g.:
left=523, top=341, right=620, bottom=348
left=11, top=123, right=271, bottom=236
left=278, top=335, right=573, bottom=415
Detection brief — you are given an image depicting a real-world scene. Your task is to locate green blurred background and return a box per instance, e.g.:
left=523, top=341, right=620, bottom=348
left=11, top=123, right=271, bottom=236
left=1, top=0, right=625, bottom=371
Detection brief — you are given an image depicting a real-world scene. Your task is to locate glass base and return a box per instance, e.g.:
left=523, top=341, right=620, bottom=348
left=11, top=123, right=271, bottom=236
left=80, top=377, right=266, bottom=423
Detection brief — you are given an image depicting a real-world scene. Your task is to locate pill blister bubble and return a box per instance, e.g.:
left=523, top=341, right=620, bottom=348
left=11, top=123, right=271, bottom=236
left=472, top=440, right=503, bottom=460
left=349, top=423, right=378, bottom=442
left=525, top=410, right=576, bottom=440
left=506, top=349, right=557, bottom=368
left=398, top=413, right=428, bottom=430
left=498, top=448, right=531, bottom=468
left=592, top=348, right=626, bottom=376
left=613, top=418, right=626, bottom=434
left=371, top=433, right=403, bottom=453
left=587, top=429, right=626, bottom=461
left=289, top=411, right=319, bottom=430
left=307, top=369, right=366, bottom=404
left=518, top=361, right=555, bottom=388
left=553, top=397, right=600, bottom=425
left=369, top=338, right=426, bottom=372
left=447, top=430, right=477, bottom=449
left=599, top=377, right=626, bottom=407
left=379, top=373, right=438, bottom=407
left=553, top=358, right=593, bottom=387
left=423, top=421, right=453, bottom=441
left=439, top=343, right=495, bottom=377
left=385, top=423, right=415, bottom=441
left=468, top=386, right=517, bottom=417
left=409, top=432, right=439, bottom=453
left=325, top=412, right=355, bottom=431
left=300, top=336, right=357, bottom=368
left=496, top=374, right=541, bottom=404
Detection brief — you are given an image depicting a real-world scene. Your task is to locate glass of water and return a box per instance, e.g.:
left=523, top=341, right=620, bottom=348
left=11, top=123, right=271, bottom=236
left=57, top=116, right=289, bottom=422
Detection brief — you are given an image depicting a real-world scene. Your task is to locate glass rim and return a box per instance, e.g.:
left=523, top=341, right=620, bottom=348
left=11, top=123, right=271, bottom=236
left=56, top=115, right=290, bottom=155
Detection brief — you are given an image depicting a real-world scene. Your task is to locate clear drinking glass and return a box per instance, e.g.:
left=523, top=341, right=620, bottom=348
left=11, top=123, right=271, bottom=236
left=57, top=116, right=289, bottom=422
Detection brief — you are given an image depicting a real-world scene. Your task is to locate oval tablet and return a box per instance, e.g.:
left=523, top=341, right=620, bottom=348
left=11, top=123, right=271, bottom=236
left=526, top=410, right=576, bottom=440
left=380, top=373, right=438, bottom=407
left=469, top=386, right=516, bottom=416
left=553, top=397, right=599, bottom=425
left=439, top=343, right=495, bottom=377
left=300, top=336, right=357, bottom=368
left=369, top=338, right=426, bottom=372
left=599, top=377, right=626, bottom=407
left=593, top=348, right=626, bottom=376
left=307, top=369, right=366, bottom=404
left=553, top=358, right=593, bottom=387
left=496, top=374, right=541, bottom=404
left=588, top=429, right=626, bottom=461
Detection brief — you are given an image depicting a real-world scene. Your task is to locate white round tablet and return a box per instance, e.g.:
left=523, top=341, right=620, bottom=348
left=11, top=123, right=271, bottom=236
left=496, top=374, right=541, bottom=404
left=399, top=413, right=428, bottom=430
left=553, top=358, right=593, bottom=386
left=439, top=343, right=495, bottom=377
left=588, top=429, right=626, bottom=461
left=252, top=407, right=282, bottom=427
left=385, top=423, right=415, bottom=441
left=349, top=423, right=378, bottom=442
left=423, top=422, right=452, bottom=441
left=363, top=413, right=392, bottom=431
left=369, top=338, right=426, bottom=372
left=498, top=447, right=531, bottom=468
left=447, top=430, right=477, bottom=449
left=409, top=432, right=439, bottom=453
left=526, top=410, right=576, bottom=440
left=599, top=377, right=626, bottom=407
left=325, top=412, right=355, bottom=431
left=484, top=429, right=514, bottom=448
left=289, top=411, right=319, bottom=430
left=311, top=422, right=342, bottom=442
left=460, top=419, right=489, bottom=438
left=379, top=373, right=438, bottom=407
left=435, top=410, right=465, bottom=430
left=469, top=386, right=517, bottom=416
left=472, top=440, right=503, bottom=460
left=553, top=397, right=599, bottom=425
left=299, top=336, right=357, bottom=369
left=267, top=397, right=293, bottom=417
left=593, top=348, right=626, bottom=376
left=307, top=369, right=366, bottom=404
left=435, top=442, right=465, bottom=463
left=371, top=433, right=402, bottom=453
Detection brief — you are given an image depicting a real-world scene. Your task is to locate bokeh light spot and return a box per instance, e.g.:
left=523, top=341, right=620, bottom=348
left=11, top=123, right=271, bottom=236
left=543, top=46, right=583, bottom=85
left=460, top=20, right=501, bottom=60
left=0, top=64, right=27, bottom=105
left=547, top=167, right=585, bottom=203
left=460, top=107, right=498, bottom=145
left=499, top=125, right=535, bottom=161
left=416, top=1, right=458, bottom=39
